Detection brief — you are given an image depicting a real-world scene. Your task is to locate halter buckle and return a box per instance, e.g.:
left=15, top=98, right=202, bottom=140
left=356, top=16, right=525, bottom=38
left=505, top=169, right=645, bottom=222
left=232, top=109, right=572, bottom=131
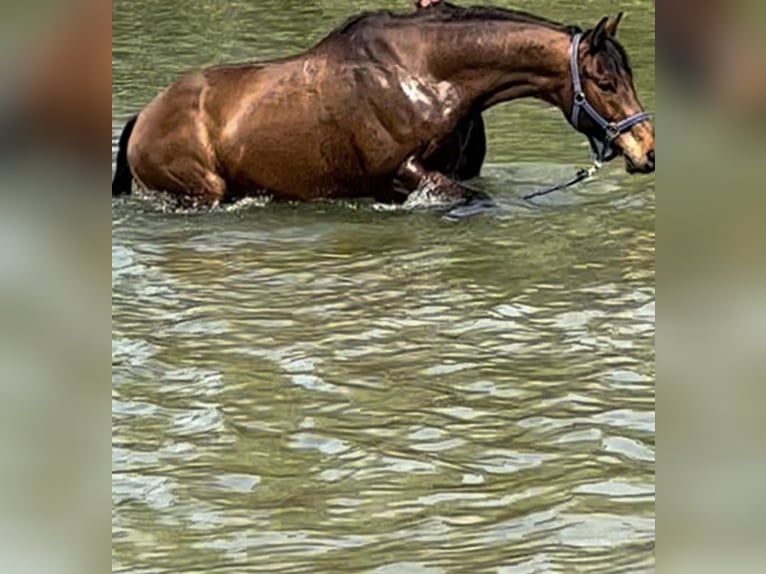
left=605, top=122, right=620, bottom=140
left=574, top=91, right=586, bottom=104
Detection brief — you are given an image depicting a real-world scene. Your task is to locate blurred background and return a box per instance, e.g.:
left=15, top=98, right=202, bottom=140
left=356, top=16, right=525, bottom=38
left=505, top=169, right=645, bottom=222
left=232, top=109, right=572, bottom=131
left=659, top=1, right=766, bottom=573
left=1, top=2, right=109, bottom=574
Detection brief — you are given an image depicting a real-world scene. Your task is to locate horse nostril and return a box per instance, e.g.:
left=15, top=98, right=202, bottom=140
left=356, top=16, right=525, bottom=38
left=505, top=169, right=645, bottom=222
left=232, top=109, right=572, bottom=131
left=647, top=149, right=655, bottom=166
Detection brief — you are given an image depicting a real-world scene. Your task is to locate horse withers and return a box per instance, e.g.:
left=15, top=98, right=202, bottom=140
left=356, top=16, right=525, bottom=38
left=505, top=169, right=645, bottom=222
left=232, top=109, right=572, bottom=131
left=112, top=5, right=654, bottom=212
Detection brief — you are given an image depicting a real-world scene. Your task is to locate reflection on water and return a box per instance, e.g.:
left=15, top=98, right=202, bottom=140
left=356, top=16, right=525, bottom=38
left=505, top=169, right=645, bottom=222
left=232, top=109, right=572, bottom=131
left=113, top=1, right=655, bottom=572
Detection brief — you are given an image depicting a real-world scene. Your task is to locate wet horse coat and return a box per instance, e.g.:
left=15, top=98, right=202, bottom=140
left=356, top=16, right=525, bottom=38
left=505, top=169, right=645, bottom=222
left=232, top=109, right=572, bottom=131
left=415, top=0, right=486, bottom=180
left=113, top=6, right=654, bottom=209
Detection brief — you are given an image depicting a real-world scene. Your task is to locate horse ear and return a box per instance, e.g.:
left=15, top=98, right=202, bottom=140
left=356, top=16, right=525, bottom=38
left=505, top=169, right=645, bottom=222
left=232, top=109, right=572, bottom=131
left=588, top=16, right=610, bottom=52
left=605, top=12, right=624, bottom=37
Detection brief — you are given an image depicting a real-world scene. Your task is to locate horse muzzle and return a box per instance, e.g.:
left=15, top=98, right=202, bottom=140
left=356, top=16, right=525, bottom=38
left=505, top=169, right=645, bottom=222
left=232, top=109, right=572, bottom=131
left=625, top=148, right=655, bottom=174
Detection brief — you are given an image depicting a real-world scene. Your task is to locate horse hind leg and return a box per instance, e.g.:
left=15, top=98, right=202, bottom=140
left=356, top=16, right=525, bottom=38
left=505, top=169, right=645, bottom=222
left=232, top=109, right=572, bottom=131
left=191, top=170, right=227, bottom=210
left=134, top=158, right=227, bottom=211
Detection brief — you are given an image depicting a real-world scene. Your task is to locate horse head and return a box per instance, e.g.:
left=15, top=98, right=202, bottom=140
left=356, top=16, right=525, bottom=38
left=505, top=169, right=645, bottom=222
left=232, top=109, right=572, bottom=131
left=570, top=13, right=655, bottom=173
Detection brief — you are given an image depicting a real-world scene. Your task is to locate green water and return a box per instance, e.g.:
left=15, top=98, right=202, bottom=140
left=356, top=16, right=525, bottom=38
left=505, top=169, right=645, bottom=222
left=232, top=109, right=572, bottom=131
left=112, top=1, right=655, bottom=572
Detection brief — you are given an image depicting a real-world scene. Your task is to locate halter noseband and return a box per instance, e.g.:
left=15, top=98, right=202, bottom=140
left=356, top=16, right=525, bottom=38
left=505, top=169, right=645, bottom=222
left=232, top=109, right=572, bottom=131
left=569, top=32, right=651, bottom=162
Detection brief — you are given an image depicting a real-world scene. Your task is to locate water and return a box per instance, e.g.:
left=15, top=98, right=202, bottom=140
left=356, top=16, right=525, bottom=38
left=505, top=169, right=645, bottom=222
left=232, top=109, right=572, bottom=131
left=112, top=1, right=655, bottom=572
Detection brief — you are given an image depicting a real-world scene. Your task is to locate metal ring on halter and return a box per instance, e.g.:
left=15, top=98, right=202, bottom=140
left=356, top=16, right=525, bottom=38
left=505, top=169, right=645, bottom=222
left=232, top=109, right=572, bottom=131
left=605, top=122, right=620, bottom=140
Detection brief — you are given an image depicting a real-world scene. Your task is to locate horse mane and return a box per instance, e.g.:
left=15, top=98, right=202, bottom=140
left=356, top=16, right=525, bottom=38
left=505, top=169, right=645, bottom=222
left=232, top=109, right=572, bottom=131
left=602, top=37, right=633, bottom=77
left=321, top=10, right=396, bottom=41
left=441, top=6, right=632, bottom=76
left=420, top=4, right=582, bottom=35
left=322, top=5, right=637, bottom=80
left=323, top=4, right=583, bottom=42
left=332, top=11, right=392, bottom=36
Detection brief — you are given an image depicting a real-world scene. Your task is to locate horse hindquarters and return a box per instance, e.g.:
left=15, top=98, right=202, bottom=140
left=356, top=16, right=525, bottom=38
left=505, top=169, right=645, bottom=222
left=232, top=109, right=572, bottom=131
left=126, top=77, right=227, bottom=208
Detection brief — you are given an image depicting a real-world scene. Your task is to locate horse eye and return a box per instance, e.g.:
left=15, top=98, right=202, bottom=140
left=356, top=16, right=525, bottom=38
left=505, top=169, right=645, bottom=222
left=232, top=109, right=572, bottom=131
left=597, top=80, right=616, bottom=92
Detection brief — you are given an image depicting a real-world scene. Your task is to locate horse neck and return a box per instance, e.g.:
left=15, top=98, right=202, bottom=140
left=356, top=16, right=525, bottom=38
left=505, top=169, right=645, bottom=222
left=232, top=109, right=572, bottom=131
left=418, top=22, right=573, bottom=111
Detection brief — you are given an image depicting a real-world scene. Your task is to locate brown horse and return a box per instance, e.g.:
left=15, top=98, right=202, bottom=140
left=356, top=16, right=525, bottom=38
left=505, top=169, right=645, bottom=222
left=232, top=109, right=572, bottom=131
left=112, top=5, right=654, bottom=212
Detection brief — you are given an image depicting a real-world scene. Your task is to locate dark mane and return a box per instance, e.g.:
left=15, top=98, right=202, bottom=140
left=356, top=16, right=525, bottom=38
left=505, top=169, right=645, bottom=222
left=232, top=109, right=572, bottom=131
left=322, top=4, right=583, bottom=42
left=602, top=37, right=634, bottom=77
left=323, top=10, right=396, bottom=41
left=419, top=4, right=581, bottom=35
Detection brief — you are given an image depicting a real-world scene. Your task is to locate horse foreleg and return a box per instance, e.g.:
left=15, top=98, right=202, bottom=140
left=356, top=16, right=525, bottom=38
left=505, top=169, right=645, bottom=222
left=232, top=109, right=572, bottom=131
left=395, top=156, right=495, bottom=218
left=422, top=113, right=487, bottom=181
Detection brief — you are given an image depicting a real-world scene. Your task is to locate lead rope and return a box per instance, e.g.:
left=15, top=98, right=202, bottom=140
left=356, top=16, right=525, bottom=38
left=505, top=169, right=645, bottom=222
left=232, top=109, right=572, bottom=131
left=521, top=157, right=602, bottom=201
left=522, top=34, right=601, bottom=202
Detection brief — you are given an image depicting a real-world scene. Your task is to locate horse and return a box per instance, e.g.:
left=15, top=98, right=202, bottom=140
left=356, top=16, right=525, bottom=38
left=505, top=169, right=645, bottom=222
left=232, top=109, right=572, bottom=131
left=112, top=5, right=654, bottom=213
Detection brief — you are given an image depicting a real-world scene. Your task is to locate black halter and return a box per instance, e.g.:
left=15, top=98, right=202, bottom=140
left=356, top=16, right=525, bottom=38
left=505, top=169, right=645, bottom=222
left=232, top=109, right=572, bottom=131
left=569, top=32, right=652, bottom=162
left=522, top=33, right=652, bottom=201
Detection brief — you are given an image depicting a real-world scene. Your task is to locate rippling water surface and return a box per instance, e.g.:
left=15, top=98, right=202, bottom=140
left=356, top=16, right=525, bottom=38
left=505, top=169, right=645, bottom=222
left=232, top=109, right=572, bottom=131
left=113, top=1, right=655, bottom=572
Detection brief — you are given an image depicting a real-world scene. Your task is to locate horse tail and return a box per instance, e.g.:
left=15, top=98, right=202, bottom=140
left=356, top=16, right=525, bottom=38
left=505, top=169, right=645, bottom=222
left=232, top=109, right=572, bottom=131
left=112, top=114, right=138, bottom=196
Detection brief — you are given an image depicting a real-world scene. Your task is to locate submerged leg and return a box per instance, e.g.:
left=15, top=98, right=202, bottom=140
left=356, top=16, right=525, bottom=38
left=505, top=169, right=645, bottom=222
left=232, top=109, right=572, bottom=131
left=132, top=158, right=227, bottom=211
left=396, top=156, right=495, bottom=218
left=372, top=185, right=409, bottom=205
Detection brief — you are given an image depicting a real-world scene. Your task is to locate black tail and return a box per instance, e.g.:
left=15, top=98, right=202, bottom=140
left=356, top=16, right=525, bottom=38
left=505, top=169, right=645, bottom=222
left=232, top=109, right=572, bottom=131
left=112, top=114, right=138, bottom=196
